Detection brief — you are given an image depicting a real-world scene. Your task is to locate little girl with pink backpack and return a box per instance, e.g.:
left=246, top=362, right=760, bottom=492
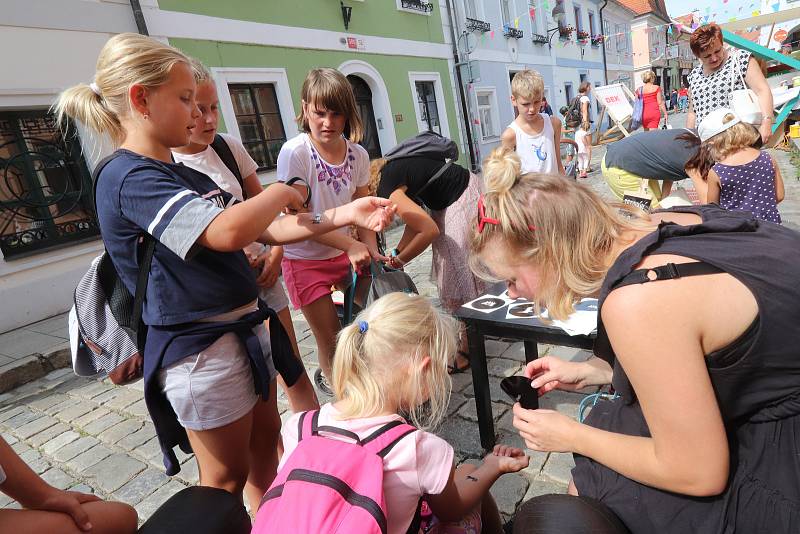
left=253, top=293, right=529, bottom=533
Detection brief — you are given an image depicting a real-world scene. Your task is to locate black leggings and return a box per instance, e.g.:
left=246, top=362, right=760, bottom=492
left=137, top=487, right=251, bottom=534
left=513, top=494, right=631, bottom=534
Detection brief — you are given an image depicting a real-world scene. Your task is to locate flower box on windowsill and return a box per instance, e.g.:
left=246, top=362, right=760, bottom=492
left=503, top=24, right=523, bottom=39
left=400, top=0, right=433, bottom=12
left=576, top=30, right=590, bottom=44
left=591, top=35, right=604, bottom=47
left=559, top=26, right=574, bottom=40
left=466, top=17, right=491, bottom=33
left=531, top=33, right=549, bottom=45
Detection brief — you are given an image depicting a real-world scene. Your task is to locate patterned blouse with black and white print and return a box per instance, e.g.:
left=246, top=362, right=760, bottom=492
left=688, top=48, right=752, bottom=125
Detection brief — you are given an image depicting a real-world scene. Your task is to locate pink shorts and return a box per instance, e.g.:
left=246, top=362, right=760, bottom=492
left=281, top=253, right=352, bottom=309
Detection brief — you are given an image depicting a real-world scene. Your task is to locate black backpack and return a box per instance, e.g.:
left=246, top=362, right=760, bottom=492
left=564, top=96, right=583, bottom=128
left=383, top=131, right=460, bottom=203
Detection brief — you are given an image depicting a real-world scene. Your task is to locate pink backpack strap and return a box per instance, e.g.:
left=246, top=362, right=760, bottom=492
left=297, top=410, right=316, bottom=442
left=361, top=420, right=417, bottom=458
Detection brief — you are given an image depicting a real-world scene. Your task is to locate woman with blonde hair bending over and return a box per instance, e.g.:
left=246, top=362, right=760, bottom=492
left=471, top=147, right=800, bottom=533
left=54, top=33, right=393, bottom=513
left=277, top=293, right=529, bottom=533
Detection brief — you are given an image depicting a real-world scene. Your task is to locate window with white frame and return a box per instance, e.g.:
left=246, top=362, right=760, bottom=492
left=603, top=19, right=611, bottom=51
left=615, top=23, right=625, bottom=52
left=228, top=84, right=287, bottom=171
left=476, top=89, right=500, bottom=140
left=500, top=0, right=513, bottom=27
left=529, top=0, right=544, bottom=35
left=415, top=81, right=441, bottom=134
left=573, top=5, right=582, bottom=32
left=588, top=11, right=596, bottom=36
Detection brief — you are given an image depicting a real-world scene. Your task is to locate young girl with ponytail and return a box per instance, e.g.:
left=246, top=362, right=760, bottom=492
left=54, top=33, right=393, bottom=513
left=277, top=293, right=529, bottom=533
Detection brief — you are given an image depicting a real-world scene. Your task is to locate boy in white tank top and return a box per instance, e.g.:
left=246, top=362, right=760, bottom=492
left=501, top=70, right=564, bottom=175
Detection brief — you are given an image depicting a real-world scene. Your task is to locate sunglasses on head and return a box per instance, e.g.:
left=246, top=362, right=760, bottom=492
left=476, top=194, right=536, bottom=234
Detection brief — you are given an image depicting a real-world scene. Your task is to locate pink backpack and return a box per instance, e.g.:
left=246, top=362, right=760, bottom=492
left=253, top=410, right=417, bottom=534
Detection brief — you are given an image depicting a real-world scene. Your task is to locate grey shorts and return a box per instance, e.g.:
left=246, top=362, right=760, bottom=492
left=158, top=324, right=276, bottom=431
left=259, top=279, right=289, bottom=312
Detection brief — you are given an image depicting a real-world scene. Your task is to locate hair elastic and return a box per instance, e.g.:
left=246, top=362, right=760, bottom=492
left=89, top=82, right=102, bottom=97
left=358, top=320, right=369, bottom=334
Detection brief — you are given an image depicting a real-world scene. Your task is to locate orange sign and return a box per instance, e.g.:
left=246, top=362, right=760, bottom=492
left=774, top=29, right=788, bottom=44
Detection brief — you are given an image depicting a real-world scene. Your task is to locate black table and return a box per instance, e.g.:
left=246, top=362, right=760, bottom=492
left=454, top=289, right=596, bottom=450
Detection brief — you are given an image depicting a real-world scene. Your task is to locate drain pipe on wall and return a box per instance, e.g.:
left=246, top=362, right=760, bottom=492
left=129, top=0, right=150, bottom=35
left=598, top=0, right=609, bottom=85
left=444, top=0, right=478, bottom=173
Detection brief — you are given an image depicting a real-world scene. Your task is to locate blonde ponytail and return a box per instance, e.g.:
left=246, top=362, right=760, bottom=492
left=53, top=33, right=190, bottom=147
left=471, top=147, right=651, bottom=320
left=332, top=293, right=457, bottom=430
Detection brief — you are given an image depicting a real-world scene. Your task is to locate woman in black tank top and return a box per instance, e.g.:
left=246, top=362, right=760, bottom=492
left=470, top=148, right=800, bottom=533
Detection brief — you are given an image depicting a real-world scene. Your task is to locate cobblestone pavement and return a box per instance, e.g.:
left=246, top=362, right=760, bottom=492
left=1, top=112, right=798, bottom=524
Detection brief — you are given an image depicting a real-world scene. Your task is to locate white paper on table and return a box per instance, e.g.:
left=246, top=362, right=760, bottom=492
left=547, top=298, right=598, bottom=336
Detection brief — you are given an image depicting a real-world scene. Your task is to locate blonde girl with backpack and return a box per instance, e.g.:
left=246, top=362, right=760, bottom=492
left=272, top=293, right=529, bottom=534
left=54, top=33, right=393, bottom=513
left=171, top=58, right=318, bottom=413
left=277, top=68, right=388, bottom=396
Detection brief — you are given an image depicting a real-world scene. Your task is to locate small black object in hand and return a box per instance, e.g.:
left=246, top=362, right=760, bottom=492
left=500, top=376, right=539, bottom=409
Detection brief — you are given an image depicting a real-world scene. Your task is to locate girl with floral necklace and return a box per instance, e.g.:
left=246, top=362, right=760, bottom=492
left=276, top=68, right=387, bottom=396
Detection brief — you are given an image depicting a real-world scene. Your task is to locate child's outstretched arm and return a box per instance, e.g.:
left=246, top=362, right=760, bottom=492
left=551, top=117, right=565, bottom=175
left=425, top=445, right=528, bottom=522
left=771, top=154, right=785, bottom=203
left=354, top=185, right=389, bottom=261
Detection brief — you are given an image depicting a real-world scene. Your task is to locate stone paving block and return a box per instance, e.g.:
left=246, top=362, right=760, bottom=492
left=136, top=437, right=164, bottom=462
left=69, top=483, right=96, bottom=495
left=14, top=414, right=59, bottom=439
left=124, top=398, right=149, bottom=418
left=134, top=480, right=188, bottom=521
left=19, top=449, right=50, bottom=474
left=98, top=419, right=144, bottom=446
left=41, top=430, right=80, bottom=456
left=544, top=345, right=593, bottom=363
left=541, top=452, right=575, bottom=485
left=538, top=390, right=585, bottom=421
left=0, top=493, right=14, bottom=508
left=175, top=458, right=199, bottom=485
left=1, top=432, right=17, bottom=446
left=522, top=475, right=569, bottom=501
left=123, top=379, right=145, bottom=392
left=112, top=468, right=170, bottom=505
left=489, top=472, right=529, bottom=517
left=0, top=405, right=26, bottom=424
left=462, top=378, right=514, bottom=407
left=43, top=367, right=73, bottom=381
left=487, top=357, right=523, bottom=378
left=446, top=393, right=468, bottom=416
left=449, top=371, right=473, bottom=393
left=116, top=421, right=155, bottom=451
left=436, top=416, right=484, bottom=458
left=0, top=329, right=65, bottom=358
left=457, top=399, right=508, bottom=423
left=84, top=453, right=146, bottom=493
left=73, top=407, right=112, bottom=428
left=40, top=467, right=75, bottom=490
left=82, top=412, right=125, bottom=436
left=485, top=338, right=512, bottom=358
left=52, top=400, right=99, bottom=423
left=103, top=388, right=142, bottom=411
left=27, top=392, right=69, bottom=412
left=11, top=440, right=31, bottom=454
left=4, top=409, right=42, bottom=430
left=27, top=422, right=68, bottom=448
left=43, top=398, right=75, bottom=416
left=53, top=436, right=100, bottom=463
left=66, top=444, right=113, bottom=472
left=70, top=380, right=115, bottom=400
left=501, top=343, right=526, bottom=363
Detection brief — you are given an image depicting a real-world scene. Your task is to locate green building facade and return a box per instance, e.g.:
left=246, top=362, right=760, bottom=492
left=152, top=0, right=463, bottom=178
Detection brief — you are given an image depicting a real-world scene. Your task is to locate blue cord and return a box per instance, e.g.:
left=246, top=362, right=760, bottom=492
left=578, top=391, right=619, bottom=423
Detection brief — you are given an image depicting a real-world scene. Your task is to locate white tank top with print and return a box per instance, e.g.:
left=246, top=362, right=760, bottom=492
left=508, top=114, right=558, bottom=175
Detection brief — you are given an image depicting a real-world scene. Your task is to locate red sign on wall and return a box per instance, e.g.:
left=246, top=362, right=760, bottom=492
left=347, top=37, right=357, bottom=49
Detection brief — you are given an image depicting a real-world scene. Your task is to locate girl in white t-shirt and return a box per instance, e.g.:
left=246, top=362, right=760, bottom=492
left=172, top=60, right=318, bottom=413
left=280, top=293, right=529, bottom=534
left=277, top=68, right=386, bottom=395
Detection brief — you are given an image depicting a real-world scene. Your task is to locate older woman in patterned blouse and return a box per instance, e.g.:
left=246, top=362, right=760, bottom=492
left=686, top=23, right=774, bottom=143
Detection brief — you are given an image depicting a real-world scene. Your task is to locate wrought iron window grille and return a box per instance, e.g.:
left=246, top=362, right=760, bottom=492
left=503, top=24, right=523, bottom=39
left=401, top=0, right=433, bottom=12
left=466, top=17, right=491, bottom=33
left=532, top=33, right=549, bottom=45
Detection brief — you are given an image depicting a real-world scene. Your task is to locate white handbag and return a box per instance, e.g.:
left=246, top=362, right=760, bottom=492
left=729, top=51, right=762, bottom=125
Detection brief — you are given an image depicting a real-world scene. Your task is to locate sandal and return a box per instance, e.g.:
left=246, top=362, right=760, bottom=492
left=447, top=351, right=471, bottom=374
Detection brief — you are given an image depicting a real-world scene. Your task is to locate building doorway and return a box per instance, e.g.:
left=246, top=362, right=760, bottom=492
left=347, top=75, right=382, bottom=158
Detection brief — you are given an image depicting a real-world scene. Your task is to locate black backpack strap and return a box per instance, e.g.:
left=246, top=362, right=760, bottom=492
left=311, top=409, right=363, bottom=444
left=210, top=134, right=245, bottom=197
left=613, top=261, right=724, bottom=290
left=414, top=160, right=453, bottom=200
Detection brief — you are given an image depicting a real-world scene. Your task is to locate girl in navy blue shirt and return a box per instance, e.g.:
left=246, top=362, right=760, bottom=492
left=54, top=33, right=394, bottom=513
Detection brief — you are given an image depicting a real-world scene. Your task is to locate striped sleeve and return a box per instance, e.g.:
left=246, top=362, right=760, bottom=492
left=119, top=165, right=224, bottom=260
